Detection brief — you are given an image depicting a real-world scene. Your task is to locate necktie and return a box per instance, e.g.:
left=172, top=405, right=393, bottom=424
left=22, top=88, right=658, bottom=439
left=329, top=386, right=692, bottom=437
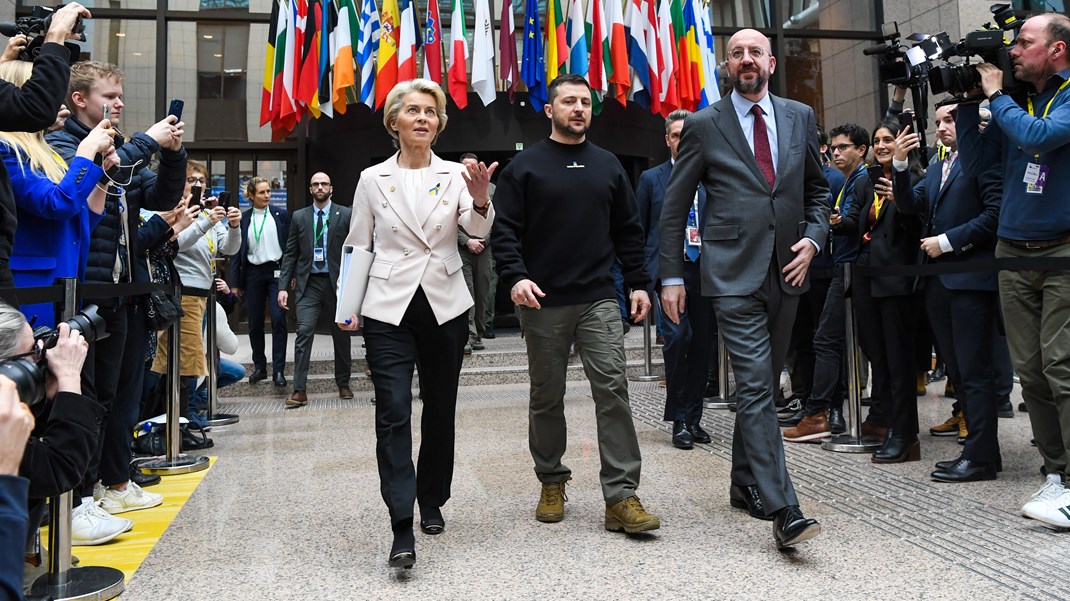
left=315, top=209, right=325, bottom=260
left=940, top=151, right=958, bottom=190
left=751, top=104, right=776, bottom=188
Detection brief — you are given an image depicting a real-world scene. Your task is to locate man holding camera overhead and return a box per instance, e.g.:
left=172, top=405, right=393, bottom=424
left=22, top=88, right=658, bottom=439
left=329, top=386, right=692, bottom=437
left=956, top=12, right=1070, bottom=529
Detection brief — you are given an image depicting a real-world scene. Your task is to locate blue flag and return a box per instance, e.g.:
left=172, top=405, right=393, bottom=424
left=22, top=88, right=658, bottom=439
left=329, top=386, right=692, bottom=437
left=521, top=0, right=546, bottom=110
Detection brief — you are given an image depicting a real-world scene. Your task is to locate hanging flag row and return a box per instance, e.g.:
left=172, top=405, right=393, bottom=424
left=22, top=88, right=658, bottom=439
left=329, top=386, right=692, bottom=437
left=260, top=0, right=722, bottom=138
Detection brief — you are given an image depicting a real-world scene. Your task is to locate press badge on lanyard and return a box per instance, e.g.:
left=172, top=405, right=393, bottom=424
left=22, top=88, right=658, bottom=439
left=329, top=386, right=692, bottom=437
left=686, top=195, right=701, bottom=246
left=1024, top=163, right=1049, bottom=195
left=314, top=247, right=326, bottom=262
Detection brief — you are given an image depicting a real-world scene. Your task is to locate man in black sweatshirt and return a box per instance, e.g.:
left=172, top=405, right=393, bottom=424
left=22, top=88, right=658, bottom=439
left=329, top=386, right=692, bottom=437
left=492, top=74, right=658, bottom=534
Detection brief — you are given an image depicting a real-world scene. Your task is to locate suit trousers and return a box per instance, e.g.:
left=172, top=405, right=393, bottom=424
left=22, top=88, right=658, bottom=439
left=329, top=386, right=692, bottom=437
left=244, top=262, right=287, bottom=376
left=519, top=299, right=642, bottom=505
left=803, top=267, right=848, bottom=416
left=363, top=287, right=468, bottom=527
left=292, top=274, right=352, bottom=391
left=660, top=260, right=714, bottom=423
left=996, top=241, right=1070, bottom=477
left=853, top=272, right=918, bottom=437
left=711, top=259, right=800, bottom=515
left=100, top=302, right=148, bottom=487
left=925, top=277, right=1006, bottom=464
left=461, top=246, right=492, bottom=341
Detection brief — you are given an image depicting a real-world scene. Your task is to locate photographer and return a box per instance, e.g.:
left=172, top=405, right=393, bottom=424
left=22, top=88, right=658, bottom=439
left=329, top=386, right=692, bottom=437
left=0, top=374, right=34, bottom=601
left=0, top=3, right=92, bottom=287
left=956, top=13, right=1070, bottom=528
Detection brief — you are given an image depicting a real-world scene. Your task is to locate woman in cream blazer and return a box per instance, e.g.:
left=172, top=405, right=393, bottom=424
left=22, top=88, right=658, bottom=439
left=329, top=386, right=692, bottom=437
left=339, top=79, right=494, bottom=570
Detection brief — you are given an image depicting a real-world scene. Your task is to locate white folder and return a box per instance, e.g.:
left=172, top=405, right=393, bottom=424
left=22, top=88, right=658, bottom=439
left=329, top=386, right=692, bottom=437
left=334, top=245, right=375, bottom=323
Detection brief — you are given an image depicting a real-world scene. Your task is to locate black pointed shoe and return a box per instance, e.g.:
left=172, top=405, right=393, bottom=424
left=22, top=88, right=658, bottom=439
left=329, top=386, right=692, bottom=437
left=773, top=505, right=821, bottom=550
left=388, top=529, right=416, bottom=569
left=729, top=482, right=772, bottom=521
left=419, top=506, right=445, bottom=535
left=672, top=421, right=694, bottom=449
left=935, top=456, right=1003, bottom=472
left=931, top=458, right=998, bottom=482
left=687, top=424, right=712, bottom=444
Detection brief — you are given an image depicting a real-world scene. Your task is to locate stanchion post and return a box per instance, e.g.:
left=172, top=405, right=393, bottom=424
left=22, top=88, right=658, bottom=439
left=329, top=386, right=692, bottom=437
left=705, top=335, right=734, bottom=410
left=204, top=283, right=238, bottom=427
left=823, top=264, right=881, bottom=453
left=136, top=280, right=209, bottom=475
left=31, top=278, right=125, bottom=600
left=630, top=311, right=662, bottom=382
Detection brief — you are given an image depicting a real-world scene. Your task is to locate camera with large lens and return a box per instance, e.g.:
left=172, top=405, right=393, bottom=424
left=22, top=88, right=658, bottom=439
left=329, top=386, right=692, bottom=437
left=0, top=5, right=86, bottom=63
left=928, top=4, right=1025, bottom=97
left=0, top=305, right=107, bottom=408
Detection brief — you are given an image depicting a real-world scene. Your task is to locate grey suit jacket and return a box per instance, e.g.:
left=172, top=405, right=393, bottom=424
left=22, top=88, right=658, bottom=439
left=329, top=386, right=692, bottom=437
left=279, top=202, right=353, bottom=301
left=658, top=93, right=830, bottom=297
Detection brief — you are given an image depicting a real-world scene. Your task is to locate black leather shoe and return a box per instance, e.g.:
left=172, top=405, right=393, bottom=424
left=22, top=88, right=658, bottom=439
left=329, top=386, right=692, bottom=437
left=828, top=408, right=846, bottom=435
left=388, top=530, right=416, bottom=569
left=419, top=507, right=445, bottom=535
left=872, top=435, right=920, bottom=463
left=1019, top=402, right=1028, bottom=413
left=248, top=368, right=266, bottom=384
left=483, top=326, right=495, bottom=339
left=931, top=458, right=998, bottom=482
left=687, top=424, right=712, bottom=444
left=729, top=482, right=772, bottom=521
left=935, top=456, right=1002, bottom=473
left=773, top=505, right=821, bottom=549
left=778, top=410, right=803, bottom=427
left=997, top=399, right=1014, bottom=418
left=273, top=372, right=287, bottom=387
left=130, top=467, right=161, bottom=487
left=672, top=421, right=694, bottom=449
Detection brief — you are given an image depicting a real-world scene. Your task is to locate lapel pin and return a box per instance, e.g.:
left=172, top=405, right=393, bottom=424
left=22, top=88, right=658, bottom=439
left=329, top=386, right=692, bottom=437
left=429, top=183, right=442, bottom=196
left=390, top=186, right=395, bottom=192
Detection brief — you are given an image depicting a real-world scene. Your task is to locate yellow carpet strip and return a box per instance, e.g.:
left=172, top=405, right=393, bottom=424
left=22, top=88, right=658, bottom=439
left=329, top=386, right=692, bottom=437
left=42, top=457, right=216, bottom=582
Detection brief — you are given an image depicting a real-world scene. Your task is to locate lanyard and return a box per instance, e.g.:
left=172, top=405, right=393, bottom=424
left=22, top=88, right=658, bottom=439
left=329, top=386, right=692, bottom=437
left=835, top=163, right=866, bottom=209
left=1026, top=77, right=1070, bottom=160
left=252, top=208, right=269, bottom=244
left=314, top=210, right=330, bottom=244
left=872, top=191, right=884, bottom=220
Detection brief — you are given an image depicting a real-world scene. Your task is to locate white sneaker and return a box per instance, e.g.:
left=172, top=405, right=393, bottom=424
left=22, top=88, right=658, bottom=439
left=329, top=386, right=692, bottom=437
left=71, top=500, right=133, bottom=546
left=99, top=482, right=164, bottom=515
left=1022, top=474, right=1067, bottom=520
left=1026, top=487, right=1070, bottom=529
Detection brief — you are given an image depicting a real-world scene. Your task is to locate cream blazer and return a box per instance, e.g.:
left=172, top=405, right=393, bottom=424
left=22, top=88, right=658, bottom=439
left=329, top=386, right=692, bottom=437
left=344, top=152, right=495, bottom=326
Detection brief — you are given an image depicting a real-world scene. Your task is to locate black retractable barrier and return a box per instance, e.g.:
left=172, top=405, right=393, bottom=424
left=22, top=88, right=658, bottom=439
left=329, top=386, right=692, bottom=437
left=201, top=284, right=238, bottom=426
left=20, top=279, right=126, bottom=601
left=135, top=281, right=209, bottom=476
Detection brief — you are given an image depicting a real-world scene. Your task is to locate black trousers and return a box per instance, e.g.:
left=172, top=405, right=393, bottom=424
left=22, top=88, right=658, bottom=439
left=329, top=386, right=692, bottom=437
left=788, top=273, right=832, bottom=403
left=244, top=262, right=287, bottom=376
left=100, top=302, right=148, bottom=486
left=79, top=302, right=128, bottom=498
left=925, top=278, right=1008, bottom=463
left=660, top=260, right=714, bottom=423
left=363, top=288, right=468, bottom=527
left=854, top=275, right=918, bottom=437
left=803, top=267, right=848, bottom=416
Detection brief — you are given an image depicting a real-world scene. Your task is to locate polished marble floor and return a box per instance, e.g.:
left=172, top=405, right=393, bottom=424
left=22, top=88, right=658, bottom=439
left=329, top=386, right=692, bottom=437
left=112, top=333, right=1070, bottom=601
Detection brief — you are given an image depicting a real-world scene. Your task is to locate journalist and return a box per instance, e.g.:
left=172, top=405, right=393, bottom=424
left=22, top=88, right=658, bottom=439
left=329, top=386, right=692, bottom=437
left=957, top=12, right=1070, bottom=528
left=0, top=374, right=33, bottom=601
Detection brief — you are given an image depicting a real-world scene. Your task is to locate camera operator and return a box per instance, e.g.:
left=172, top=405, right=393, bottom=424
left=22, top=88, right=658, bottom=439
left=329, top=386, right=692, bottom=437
left=0, top=374, right=34, bottom=601
left=0, top=3, right=91, bottom=288
left=956, top=13, right=1070, bottom=528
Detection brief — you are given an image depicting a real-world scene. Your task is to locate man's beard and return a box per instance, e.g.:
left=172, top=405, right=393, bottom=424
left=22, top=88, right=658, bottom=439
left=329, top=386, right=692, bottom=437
left=733, top=69, right=768, bottom=95
left=552, top=112, right=588, bottom=138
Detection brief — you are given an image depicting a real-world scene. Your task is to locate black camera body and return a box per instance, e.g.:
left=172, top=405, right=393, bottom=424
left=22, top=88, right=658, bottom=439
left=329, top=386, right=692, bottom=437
left=0, top=5, right=86, bottom=63
left=927, top=4, right=1025, bottom=97
left=0, top=305, right=107, bottom=407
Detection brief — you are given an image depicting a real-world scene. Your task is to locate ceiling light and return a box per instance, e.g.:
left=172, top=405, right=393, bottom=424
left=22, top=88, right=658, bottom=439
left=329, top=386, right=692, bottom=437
left=203, top=34, right=214, bottom=39
left=133, top=52, right=143, bottom=56
left=214, top=53, right=223, bottom=57
left=115, top=32, right=126, bottom=37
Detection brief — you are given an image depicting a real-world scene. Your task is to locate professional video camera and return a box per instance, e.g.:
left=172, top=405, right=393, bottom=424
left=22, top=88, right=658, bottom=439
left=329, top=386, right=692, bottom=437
left=927, top=4, right=1024, bottom=97
left=0, top=305, right=107, bottom=407
left=0, top=5, right=85, bottom=63
left=864, top=22, right=939, bottom=88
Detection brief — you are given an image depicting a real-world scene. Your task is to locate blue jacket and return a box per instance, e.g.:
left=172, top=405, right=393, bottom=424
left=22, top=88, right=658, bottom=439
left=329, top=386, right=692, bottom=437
left=812, top=164, right=847, bottom=271
left=636, top=159, right=706, bottom=288
left=957, top=69, right=1070, bottom=241
left=894, top=155, right=1002, bottom=292
left=7, top=150, right=104, bottom=327
left=230, top=205, right=290, bottom=288
left=0, top=475, right=27, bottom=601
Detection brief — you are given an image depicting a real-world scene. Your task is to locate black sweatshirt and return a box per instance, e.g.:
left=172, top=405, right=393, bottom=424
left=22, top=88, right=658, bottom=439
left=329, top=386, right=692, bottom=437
left=491, top=138, right=649, bottom=307
left=0, top=42, right=73, bottom=285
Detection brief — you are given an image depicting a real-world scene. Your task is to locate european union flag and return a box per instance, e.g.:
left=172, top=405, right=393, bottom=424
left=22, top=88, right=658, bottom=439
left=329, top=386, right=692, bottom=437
left=521, top=0, right=546, bottom=110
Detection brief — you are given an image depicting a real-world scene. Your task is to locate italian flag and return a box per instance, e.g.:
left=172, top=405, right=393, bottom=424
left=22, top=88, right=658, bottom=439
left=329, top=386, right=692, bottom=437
left=447, top=0, right=469, bottom=109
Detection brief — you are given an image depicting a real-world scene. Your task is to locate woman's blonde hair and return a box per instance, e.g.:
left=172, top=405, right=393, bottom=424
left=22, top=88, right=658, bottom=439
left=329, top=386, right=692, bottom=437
left=382, top=79, right=448, bottom=147
left=0, top=61, right=67, bottom=183
left=245, top=176, right=270, bottom=200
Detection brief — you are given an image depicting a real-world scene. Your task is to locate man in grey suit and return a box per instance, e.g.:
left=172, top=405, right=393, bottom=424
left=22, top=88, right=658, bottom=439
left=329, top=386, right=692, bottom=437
left=278, top=172, right=354, bottom=407
left=659, top=28, right=830, bottom=549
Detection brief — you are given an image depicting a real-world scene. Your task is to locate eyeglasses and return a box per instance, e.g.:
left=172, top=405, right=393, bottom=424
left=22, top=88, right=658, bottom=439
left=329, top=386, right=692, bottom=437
left=7, top=342, right=43, bottom=363
left=830, top=144, right=857, bottom=153
left=728, top=46, right=768, bottom=61
left=186, top=177, right=207, bottom=185
left=310, top=182, right=331, bottom=188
